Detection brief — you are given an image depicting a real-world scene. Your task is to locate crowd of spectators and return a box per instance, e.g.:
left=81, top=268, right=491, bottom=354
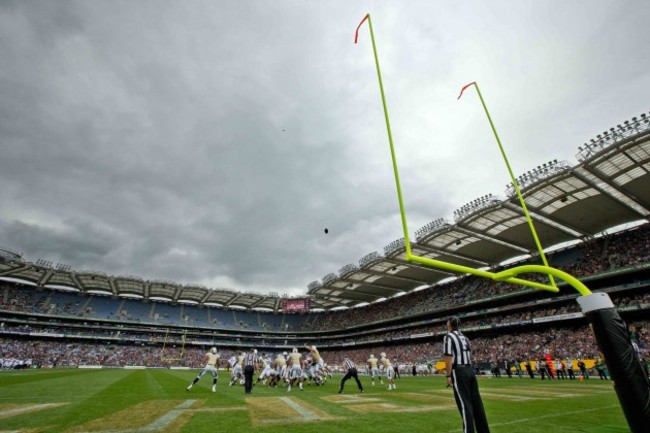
left=330, top=290, right=648, bottom=345
left=567, top=225, right=650, bottom=275
left=324, top=320, right=649, bottom=367
left=304, top=225, right=650, bottom=331
left=0, top=286, right=48, bottom=314
left=3, top=290, right=646, bottom=349
left=3, top=320, right=646, bottom=370
left=0, top=337, right=286, bottom=370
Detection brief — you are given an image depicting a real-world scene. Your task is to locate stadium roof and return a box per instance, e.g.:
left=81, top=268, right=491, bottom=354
left=1, top=112, right=649, bottom=311
left=307, top=111, right=650, bottom=308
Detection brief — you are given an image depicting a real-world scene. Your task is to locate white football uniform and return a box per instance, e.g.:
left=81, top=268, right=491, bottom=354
left=197, top=352, right=220, bottom=379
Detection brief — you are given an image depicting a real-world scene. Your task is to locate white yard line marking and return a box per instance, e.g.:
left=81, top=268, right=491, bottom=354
left=0, top=403, right=67, bottom=418
left=278, top=397, right=320, bottom=420
left=483, top=388, right=584, bottom=398
left=261, top=418, right=319, bottom=425
left=190, top=407, right=245, bottom=412
left=400, top=392, right=455, bottom=400
left=0, top=393, right=161, bottom=402
left=477, top=392, right=541, bottom=401
left=73, top=400, right=198, bottom=433
left=337, top=398, right=384, bottom=404
left=251, top=397, right=336, bottom=425
left=25, top=400, right=242, bottom=433
left=487, top=387, right=613, bottom=397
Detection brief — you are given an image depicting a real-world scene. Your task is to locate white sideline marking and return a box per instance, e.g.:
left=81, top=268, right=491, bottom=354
left=448, top=404, right=620, bottom=432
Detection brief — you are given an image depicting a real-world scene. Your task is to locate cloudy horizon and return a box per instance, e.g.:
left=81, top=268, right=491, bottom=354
left=1, top=0, right=648, bottom=296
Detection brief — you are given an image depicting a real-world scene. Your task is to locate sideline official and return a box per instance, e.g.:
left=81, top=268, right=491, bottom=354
left=444, top=316, right=490, bottom=433
left=243, top=348, right=259, bottom=394
left=338, top=358, right=363, bottom=394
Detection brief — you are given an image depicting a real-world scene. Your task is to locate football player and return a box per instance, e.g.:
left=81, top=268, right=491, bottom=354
left=380, top=352, right=396, bottom=390
left=187, top=347, right=220, bottom=392
left=229, top=351, right=245, bottom=386
left=367, top=354, right=383, bottom=386
left=288, top=348, right=304, bottom=391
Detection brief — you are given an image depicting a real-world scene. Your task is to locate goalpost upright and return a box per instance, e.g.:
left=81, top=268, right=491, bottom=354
left=354, top=13, right=650, bottom=432
left=160, top=328, right=187, bottom=363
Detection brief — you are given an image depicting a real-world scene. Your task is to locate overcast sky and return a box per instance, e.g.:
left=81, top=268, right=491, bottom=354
left=1, top=0, right=648, bottom=296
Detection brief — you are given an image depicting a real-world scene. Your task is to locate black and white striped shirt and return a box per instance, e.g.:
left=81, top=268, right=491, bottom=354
left=343, top=358, right=356, bottom=371
left=443, top=330, right=472, bottom=366
left=244, top=353, right=259, bottom=367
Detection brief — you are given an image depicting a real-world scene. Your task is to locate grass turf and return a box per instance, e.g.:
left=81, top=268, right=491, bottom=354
left=0, top=369, right=629, bottom=432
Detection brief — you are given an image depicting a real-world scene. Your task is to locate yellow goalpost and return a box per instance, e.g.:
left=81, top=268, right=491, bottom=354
left=353, top=14, right=649, bottom=432
left=353, top=13, right=590, bottom=297
left=159, top=328, right=187, bottom=362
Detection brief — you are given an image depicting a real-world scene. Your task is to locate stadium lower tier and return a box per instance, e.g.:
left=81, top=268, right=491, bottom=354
left=2, top=321, right=647, bottom=374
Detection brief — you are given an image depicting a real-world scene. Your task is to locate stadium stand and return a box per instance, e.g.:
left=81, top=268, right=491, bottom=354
left=84, top=294, right=117, bottom=319
left=1, top=223, right=648, bottom=373
left=181, top=304, right=211, bottom=327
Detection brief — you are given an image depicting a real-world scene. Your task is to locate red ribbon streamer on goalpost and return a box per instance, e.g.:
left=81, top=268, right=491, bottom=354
left=354, top=14, right=369, bottom=43
left=457, top=81, right=477, bottom=100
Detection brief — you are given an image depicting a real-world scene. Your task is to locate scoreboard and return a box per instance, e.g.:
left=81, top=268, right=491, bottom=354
left=281, top=298, right=310, bottom=313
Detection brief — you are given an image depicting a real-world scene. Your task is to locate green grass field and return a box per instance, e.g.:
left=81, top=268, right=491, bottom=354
left=0, top=369, right=629, bottom=432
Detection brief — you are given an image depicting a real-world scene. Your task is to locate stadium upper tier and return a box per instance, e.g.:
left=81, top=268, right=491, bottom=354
left=0, top=112, right=649, bottom=310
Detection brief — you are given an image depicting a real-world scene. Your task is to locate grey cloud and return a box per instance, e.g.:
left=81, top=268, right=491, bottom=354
left=1, top=0, right=648, bottom=294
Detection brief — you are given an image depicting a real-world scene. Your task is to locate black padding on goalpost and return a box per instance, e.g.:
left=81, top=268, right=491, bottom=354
left=581, top=304, right=650, bottom=433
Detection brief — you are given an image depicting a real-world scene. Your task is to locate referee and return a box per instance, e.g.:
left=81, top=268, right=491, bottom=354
left=338, top=357, right=363, bottom=394
left=243, top=348, right=259, bottom=394
left=444, top=316, right=490, bottom=433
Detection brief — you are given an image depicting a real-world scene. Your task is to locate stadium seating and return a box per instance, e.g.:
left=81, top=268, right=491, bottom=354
left=1, top=224, right=648, bottom=369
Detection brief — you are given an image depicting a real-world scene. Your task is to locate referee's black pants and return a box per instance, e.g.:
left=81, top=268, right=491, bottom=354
left=451, top=365, right=490, bottom=433
left=339, top=368, right=363, bottom=393
left=244, top=365, right=254, bottom=394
